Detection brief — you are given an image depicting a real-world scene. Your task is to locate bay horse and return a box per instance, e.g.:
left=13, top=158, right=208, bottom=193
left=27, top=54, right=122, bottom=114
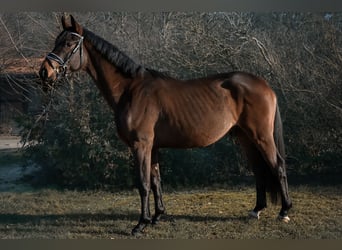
left=39, top=15, right=292, bottom=235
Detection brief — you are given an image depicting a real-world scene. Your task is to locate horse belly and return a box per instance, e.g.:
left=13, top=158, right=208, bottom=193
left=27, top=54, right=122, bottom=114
left=155, top=111, right=234, bottom=148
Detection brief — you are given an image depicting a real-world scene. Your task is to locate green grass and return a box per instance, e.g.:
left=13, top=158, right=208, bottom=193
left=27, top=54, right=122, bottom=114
left=0, top=186, right=341, bottom=239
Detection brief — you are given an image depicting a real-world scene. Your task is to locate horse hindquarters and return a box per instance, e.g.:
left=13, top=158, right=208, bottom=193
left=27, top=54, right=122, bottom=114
left=235, top=83, right=291, bottom=220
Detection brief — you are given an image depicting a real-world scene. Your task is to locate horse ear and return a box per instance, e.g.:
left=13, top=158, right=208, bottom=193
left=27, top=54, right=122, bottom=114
left=61, top=14, right=70, bottom=30
left=70, top=15, right=82, bottom=33
left=61, top=14, right=82, bottom=33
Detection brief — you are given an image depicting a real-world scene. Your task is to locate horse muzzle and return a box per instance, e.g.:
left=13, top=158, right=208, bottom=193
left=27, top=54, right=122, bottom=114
left=39, top=62, right=59, bottom=91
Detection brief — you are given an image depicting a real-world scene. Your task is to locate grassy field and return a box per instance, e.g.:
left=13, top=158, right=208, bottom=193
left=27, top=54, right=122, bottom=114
left=0, top=186, right=341, bottom=239
left=0, top=147, right=341, bottom=239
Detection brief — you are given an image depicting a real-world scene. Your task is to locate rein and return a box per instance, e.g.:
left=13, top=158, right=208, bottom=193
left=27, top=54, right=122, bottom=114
left=46, top=32, right=84, bottom=78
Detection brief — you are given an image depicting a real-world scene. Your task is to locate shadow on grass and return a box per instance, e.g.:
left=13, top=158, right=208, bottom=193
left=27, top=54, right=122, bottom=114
left=0, top=211, right=251, bottom=237
left=0, top=212, right=137, bottom=237
left=0, top=212, right=136, bottom=224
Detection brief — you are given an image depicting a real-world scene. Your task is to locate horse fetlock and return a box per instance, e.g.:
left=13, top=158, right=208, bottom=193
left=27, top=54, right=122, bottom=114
left=156, top=206, right=165, bottom=214
left=249, top=210, right=262, bottom=219
left=131, top=223, right=148, bottom=236
left=140, top=216, right=152, bottom=224
left=152, top=214, right=162, bottom=225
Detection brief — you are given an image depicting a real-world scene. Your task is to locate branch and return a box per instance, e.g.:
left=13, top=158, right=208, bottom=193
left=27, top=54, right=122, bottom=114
left=325, top=100, right=342, bottom=113
left=251, top=36, right=274, bottom=68
left=0, top=16, right=30, bottom=64
left=25, top=13, right=56, bottom=38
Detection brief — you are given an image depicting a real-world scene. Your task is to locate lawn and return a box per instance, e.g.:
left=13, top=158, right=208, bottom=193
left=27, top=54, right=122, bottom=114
left=0, top=186, right=341, bottom=239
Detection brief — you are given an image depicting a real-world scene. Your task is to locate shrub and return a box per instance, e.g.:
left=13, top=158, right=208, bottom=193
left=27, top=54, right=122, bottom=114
left=20, top=77, right=133, bottom=190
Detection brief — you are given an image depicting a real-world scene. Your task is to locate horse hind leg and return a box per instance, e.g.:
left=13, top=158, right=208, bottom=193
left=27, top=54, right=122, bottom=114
left=235, top=128, right=267, bottom=219
left=247, top=130, right=292, bottom=222
left=275, top=151, right=292, bottom=222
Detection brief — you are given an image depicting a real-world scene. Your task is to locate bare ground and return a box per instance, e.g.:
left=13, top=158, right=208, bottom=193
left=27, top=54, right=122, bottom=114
left=0, top=136, right=23, bottom=150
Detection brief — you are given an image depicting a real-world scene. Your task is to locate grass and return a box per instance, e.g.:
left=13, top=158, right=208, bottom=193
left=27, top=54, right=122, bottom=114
left=0, top=186, right=341, bottom=239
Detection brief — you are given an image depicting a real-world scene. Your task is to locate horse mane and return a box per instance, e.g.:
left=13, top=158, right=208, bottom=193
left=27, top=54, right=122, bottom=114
left=145, top=68, right=174, bottom=79
left=83, top=28, right=144, bottom=78
left=82, top=28, right=175, bottom=80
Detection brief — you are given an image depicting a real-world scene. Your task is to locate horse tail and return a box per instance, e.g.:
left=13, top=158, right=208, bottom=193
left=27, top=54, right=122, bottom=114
left=274, top=103, right=286, bottom=160
left=267, top=103, right=286, bottom=204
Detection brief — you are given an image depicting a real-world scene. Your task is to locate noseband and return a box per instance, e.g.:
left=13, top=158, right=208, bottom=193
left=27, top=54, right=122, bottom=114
left=46, top=32, right=84, bottom=79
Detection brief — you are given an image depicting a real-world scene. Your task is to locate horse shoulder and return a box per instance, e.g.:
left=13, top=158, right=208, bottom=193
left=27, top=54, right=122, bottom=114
left=118, top=79, right=162, bottom=143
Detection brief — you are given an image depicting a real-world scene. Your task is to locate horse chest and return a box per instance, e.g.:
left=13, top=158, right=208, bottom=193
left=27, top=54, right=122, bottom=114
left=114, top=110, right=131, bottom=145
left=115, top=105, right=158, bottom=146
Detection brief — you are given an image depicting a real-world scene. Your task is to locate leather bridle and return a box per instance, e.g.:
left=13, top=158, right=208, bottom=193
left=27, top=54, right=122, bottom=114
left=45, top=32, right=84, bottom=79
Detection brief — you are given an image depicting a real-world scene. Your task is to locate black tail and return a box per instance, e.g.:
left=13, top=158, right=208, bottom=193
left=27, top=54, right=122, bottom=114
left=267, top=103, right=286, bottom=204
left=274, top=104, right=286, bottom=160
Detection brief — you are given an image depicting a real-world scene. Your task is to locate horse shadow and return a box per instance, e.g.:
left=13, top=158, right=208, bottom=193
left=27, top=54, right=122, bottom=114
left=0, top=211, right=252, bottom=237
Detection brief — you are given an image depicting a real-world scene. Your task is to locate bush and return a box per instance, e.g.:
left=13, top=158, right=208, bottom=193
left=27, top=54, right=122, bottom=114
left=20, top=77, right=133, bottom=190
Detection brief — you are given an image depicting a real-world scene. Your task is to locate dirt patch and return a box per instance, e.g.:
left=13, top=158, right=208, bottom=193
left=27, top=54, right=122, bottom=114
left=0, top=136, right=22, bottom=150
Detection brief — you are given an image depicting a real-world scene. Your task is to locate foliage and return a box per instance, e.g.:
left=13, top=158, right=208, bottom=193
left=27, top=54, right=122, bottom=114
left=19, top=76, right=133, bottom=190
left=160, top=137, right=249, bottom=188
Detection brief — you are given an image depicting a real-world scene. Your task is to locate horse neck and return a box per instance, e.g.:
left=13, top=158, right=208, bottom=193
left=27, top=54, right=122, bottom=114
left=83, top=41, right=135, bottom=112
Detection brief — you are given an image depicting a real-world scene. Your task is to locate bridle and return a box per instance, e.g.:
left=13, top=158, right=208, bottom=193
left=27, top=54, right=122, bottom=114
left=45, top=32, right=84, bottom=79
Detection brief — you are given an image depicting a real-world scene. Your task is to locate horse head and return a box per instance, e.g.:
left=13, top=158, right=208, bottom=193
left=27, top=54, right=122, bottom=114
left=39, top=15, right=87, bottom=90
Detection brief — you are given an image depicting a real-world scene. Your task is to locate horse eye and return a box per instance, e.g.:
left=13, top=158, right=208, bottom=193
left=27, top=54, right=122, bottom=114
left=65, top=42, right=72, bottom=47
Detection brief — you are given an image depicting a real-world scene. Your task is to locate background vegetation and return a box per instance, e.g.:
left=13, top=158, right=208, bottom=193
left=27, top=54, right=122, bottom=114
left=0, top=12, right=341, bottom=190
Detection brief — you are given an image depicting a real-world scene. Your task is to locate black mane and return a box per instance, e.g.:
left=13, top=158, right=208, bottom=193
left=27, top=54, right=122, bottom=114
left=83, top=28, right=174, bottom=80
left=145, top=68, right=173, bottom=80
left=83, top=28, right=143, bottom=78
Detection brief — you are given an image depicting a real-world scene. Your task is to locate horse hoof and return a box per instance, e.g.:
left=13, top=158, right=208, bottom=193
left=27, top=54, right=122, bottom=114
left=131, top=223, right=147, bottom=236
left=152, top=218, right=159, bottom=225
left=249, top=210, right=261, bottom=219
left=277, top=215, right=290, bottom=223
left=131, top=229, right=142, bottom=236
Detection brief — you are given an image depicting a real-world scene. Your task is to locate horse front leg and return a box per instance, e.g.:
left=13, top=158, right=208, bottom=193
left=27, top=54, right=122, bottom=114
left=151, top=148, right=165, bottom=225
left=131, top=140, right=153, bottom=236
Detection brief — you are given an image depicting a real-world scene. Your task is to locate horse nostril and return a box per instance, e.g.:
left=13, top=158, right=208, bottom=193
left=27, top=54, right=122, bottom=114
left=39, top=68, right=47, bottom=80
